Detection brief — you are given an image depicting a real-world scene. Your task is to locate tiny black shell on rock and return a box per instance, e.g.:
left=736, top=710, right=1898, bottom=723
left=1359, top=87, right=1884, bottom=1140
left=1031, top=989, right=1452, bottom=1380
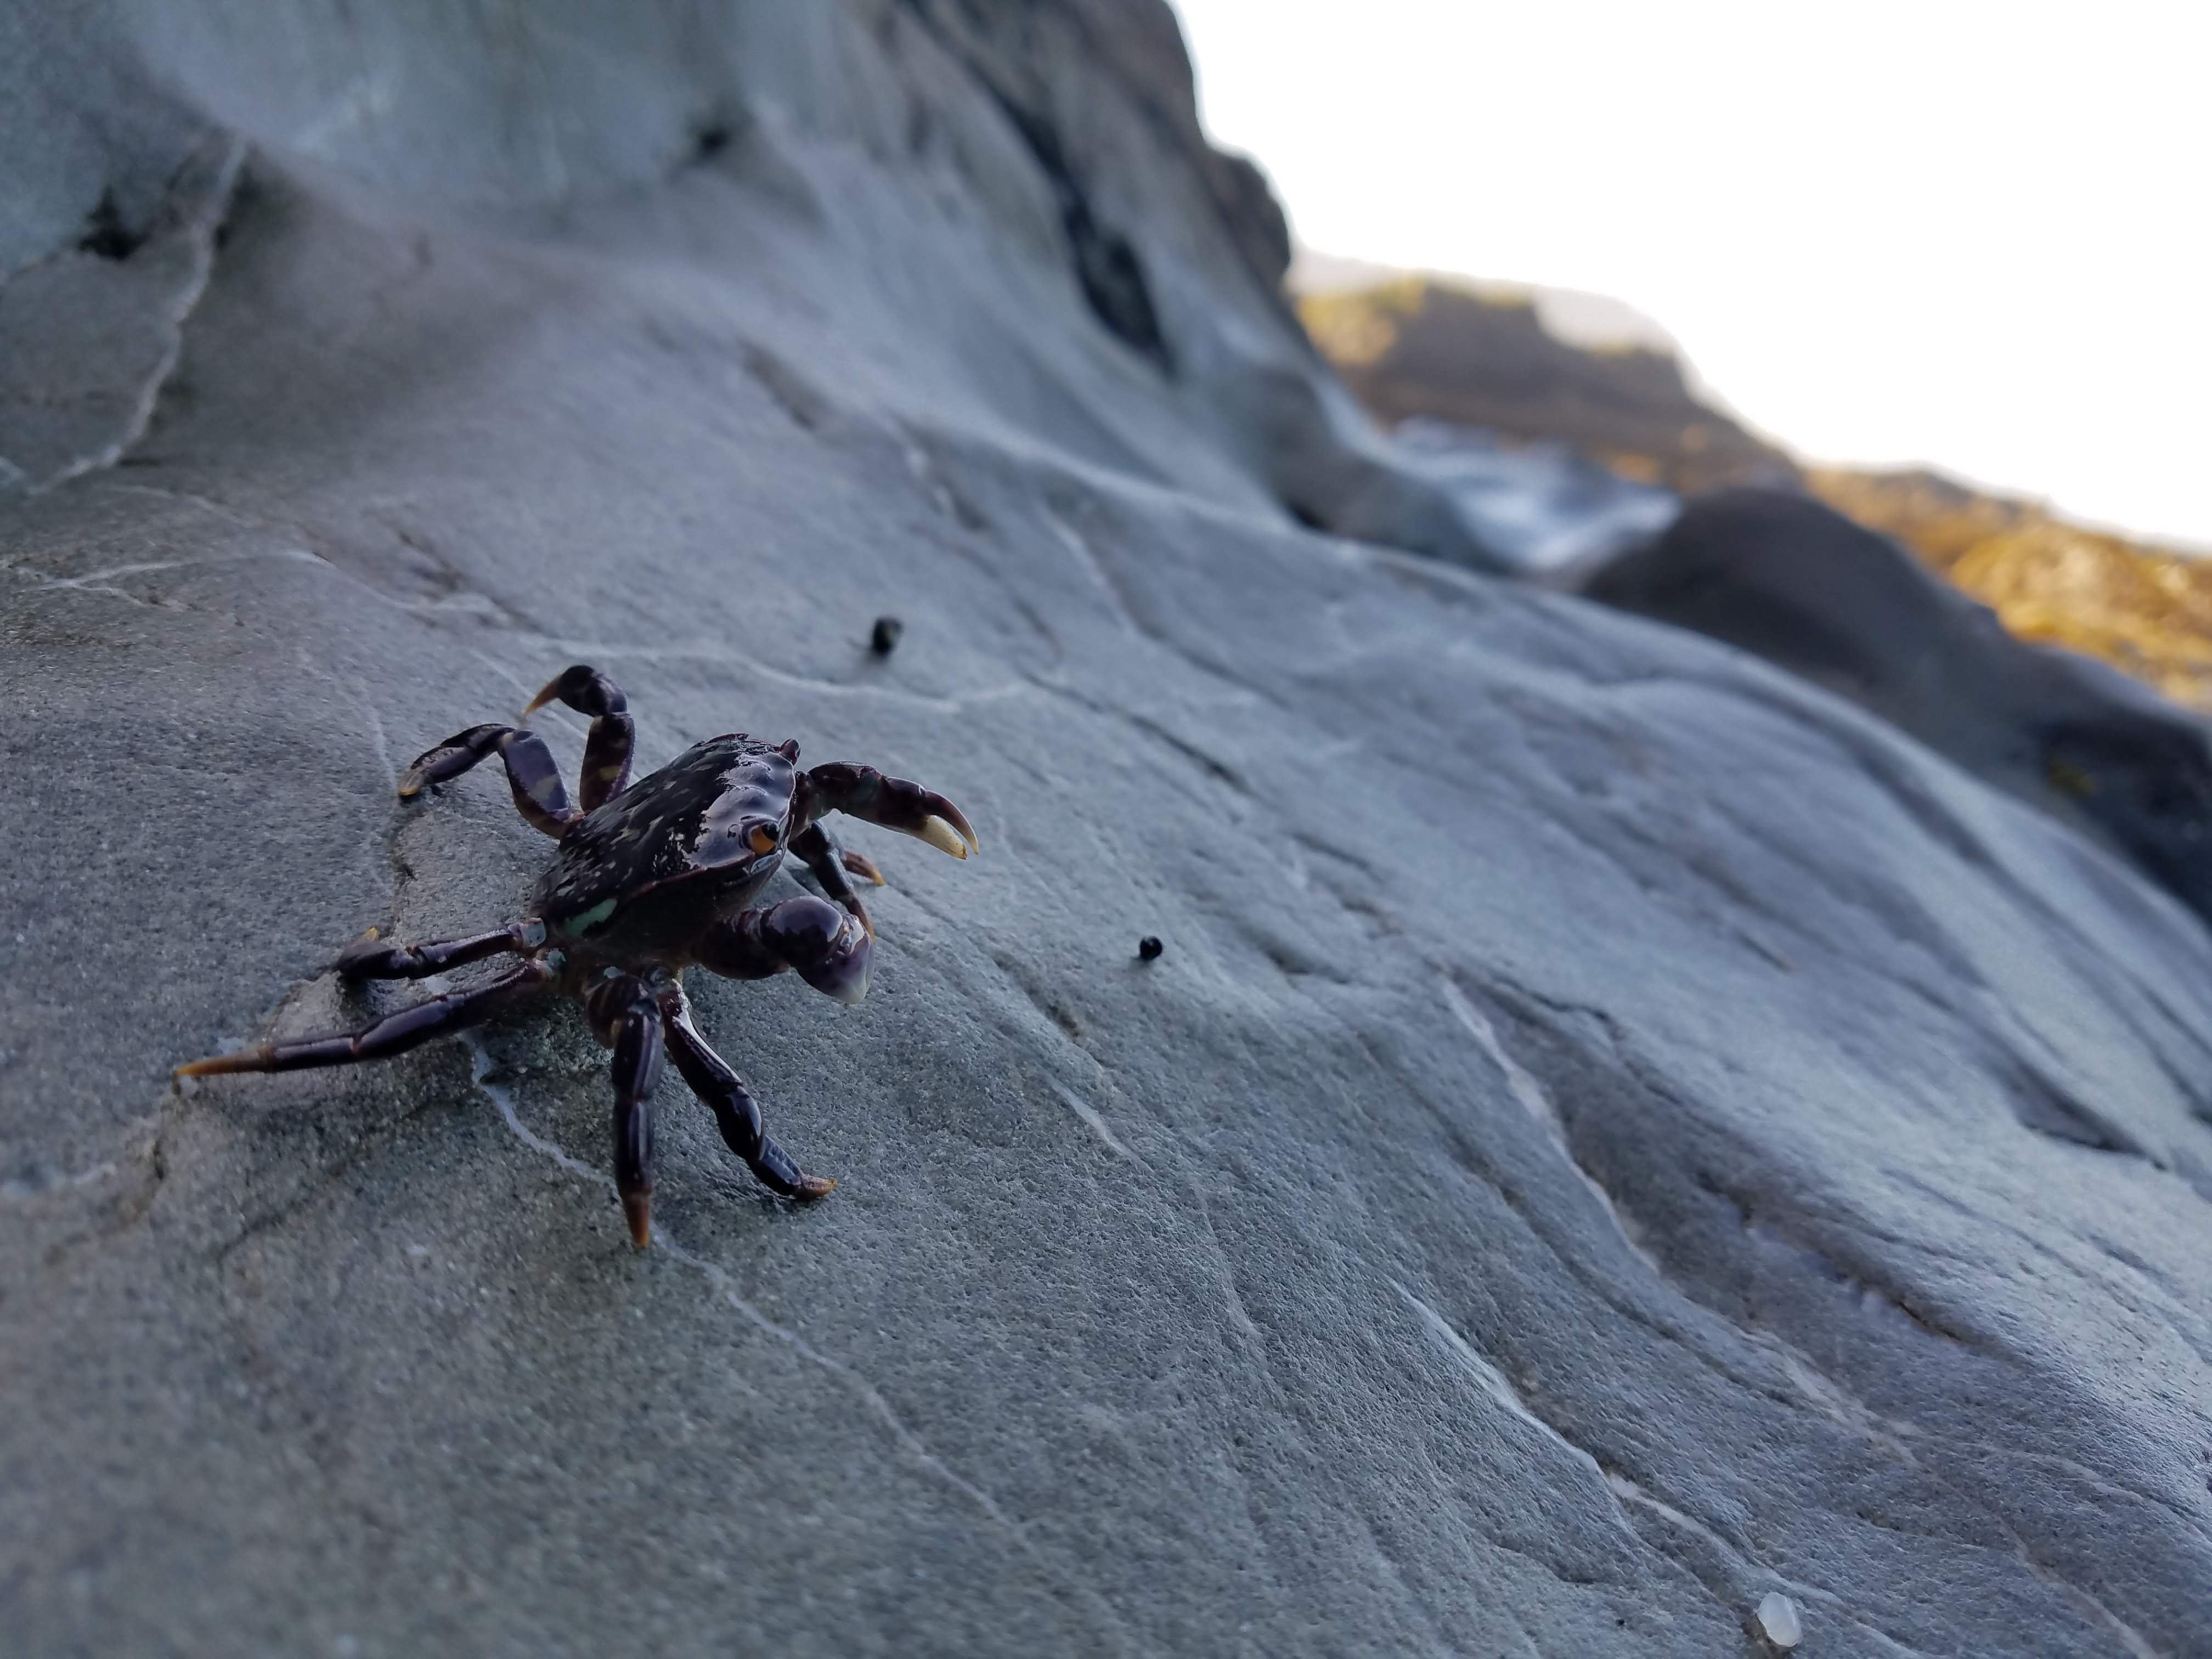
left=1137, top=935, right=1164, bottom=961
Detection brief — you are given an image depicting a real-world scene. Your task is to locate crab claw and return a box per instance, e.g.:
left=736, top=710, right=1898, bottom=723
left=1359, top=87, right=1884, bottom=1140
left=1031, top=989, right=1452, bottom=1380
left=522, top=663, right=628, bottom=721
left=766, top=900, right=872, bottom=1005
left=806, top=763, right=980, bottom=860
left=839, top=849, right=888, bottom=887
left=916, top=811, right=976, bottom=860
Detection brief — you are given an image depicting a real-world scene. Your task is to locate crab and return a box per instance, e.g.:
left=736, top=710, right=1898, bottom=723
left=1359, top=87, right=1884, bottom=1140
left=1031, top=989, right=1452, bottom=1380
left=177, top=663, right=978, bottom=1248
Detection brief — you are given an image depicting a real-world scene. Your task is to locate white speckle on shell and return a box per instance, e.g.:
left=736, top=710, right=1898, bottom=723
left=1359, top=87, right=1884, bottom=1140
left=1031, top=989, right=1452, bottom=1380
left=1756, top=1591, right=1803, bottom=1647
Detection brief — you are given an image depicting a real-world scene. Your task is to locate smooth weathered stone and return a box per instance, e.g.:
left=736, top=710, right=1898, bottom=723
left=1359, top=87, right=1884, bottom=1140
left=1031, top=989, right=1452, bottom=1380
left=3, top=7, right=2208, bottom=1657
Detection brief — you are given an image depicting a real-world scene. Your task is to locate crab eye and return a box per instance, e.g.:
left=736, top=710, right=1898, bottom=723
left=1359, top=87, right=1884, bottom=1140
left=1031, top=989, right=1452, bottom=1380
left=747, top=824, right=780, bottom=855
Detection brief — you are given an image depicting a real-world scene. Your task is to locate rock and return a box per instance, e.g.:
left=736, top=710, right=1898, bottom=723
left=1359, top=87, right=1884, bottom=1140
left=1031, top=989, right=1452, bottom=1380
left=3, top=7, right=2209, bottom=1657
left=1810, top=464, right=2212, bottom=712
left=1580, top=488, right=2212, bottom=929
left=1393, top=416, right=1681, bottom=574
left=1299, top=276, right=1799, bottom=494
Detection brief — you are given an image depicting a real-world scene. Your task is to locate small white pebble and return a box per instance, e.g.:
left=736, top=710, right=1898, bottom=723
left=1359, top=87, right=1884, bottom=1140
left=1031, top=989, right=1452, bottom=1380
left=1757, top=1591, right=1803, bottom=1647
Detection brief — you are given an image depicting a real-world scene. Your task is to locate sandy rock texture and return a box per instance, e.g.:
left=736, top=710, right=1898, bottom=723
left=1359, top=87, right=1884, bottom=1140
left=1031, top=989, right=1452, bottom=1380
left=4, top=5, right=2209, bottom=1655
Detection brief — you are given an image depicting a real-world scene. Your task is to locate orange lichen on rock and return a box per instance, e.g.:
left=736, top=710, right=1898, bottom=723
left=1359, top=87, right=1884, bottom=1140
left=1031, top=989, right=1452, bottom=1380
left=1808, top=469, right=2212, bottom=710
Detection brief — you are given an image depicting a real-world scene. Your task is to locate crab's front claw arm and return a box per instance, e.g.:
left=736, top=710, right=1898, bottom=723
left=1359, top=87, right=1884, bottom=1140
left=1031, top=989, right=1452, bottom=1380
left=520, top=663, right=635, bottom=811
left=765, top=897, right=872, bottom=1005
left=804, top=762, right=979, bottom=860
left=700, top=896, right=872, bottom=1006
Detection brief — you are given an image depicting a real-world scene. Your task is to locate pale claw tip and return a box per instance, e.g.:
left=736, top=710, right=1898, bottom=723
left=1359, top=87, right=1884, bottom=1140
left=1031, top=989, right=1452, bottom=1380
left=918, top=816, right=970, bottom=860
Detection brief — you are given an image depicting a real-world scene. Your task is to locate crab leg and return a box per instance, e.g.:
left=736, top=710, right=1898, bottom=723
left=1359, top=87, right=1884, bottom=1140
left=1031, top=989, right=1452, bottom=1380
left=657, top=985, right=836, bottom=1200
left=397, top=724, right=579, bottom=838
left=333, top=919, right=548, bottom=981
left=522, top=664, right=635, bottom=810
left=803, top=762, right=978, bottom=860
left=698, top=895, right=871, bottom=1006
left=176, top=960, right=555, bottom=1077
left=789, top=821, right=878, bottom=937
left=606, top=991, right=664, bottom=1249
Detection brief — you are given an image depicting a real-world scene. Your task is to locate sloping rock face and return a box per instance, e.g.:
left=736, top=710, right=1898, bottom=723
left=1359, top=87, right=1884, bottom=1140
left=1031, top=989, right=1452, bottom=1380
left=1582, top=489, right=2212, bottom=931
left=4, top=8, right=2210, bottom=1657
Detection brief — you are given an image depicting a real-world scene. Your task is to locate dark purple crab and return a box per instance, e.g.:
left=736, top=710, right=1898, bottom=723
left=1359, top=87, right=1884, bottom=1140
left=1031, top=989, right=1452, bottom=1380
left=178, top=664, right=978, bottom=1248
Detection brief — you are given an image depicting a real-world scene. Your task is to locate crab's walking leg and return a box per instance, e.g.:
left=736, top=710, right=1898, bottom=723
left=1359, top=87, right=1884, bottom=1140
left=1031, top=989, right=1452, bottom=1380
left=176, top=960, right=555, bottom=1077
left=522, top=664, right=635, bottom=811
left=397, top=724, right=579, bottom=838
left=334, top=919, right=549, bottom=981
left=698, top=895, right=872, bottom=1006
left=657, top=985, right=835, bottom=1200
left=803, top=762, right=979, bottom=860
left=606, top=991, right=664, bottom=1249
left=789, top=822, right=877, bottom=938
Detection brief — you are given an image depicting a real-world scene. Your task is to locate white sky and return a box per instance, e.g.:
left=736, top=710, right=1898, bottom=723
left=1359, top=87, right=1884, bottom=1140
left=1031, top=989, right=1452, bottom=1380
left=1171, top=1, right=2211, bottom=548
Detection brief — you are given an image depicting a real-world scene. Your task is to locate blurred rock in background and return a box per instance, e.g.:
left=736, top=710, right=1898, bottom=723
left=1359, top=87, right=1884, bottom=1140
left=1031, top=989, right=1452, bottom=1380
left=1296, top=271, right=1796, bottom=495
left=1809, top=467, right=2212, bottom=711
left=1298, top=264, right=2212, bottom=711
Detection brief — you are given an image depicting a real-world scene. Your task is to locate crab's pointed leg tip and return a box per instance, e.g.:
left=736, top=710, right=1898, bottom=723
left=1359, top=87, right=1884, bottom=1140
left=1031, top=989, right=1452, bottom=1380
left=798, top=1176, right=837, bottom=1200
left=623, top=1193, right=653, bottom=1250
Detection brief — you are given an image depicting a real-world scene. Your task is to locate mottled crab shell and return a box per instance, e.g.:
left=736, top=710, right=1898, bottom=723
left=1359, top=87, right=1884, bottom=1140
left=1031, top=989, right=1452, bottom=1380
left=534, top=734, right=796, bottom=936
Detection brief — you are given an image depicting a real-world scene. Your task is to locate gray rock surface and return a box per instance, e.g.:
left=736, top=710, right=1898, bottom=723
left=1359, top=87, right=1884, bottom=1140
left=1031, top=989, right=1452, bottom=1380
left=1581, top=488, right=2212, bottom=930
left=4, top=6, right=2210, bottom=1656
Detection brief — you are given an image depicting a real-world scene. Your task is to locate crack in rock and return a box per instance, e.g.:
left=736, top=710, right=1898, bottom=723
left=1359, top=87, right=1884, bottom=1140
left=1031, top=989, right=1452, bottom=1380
left=1438, top=975, right=1668, bottom=1282
left=1393, top=1280, right=1974, bottom=1657
left=1046, top=1079, right=1137, bottom=1164
left=456, top=1031, right=1098, bottom=1583
left=1, top=133, right=247, bottom=494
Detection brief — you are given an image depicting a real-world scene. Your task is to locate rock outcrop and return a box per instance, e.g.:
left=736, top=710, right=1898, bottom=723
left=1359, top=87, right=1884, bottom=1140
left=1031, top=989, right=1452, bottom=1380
left=1580, top=488, right=2212, bottom=932
left=1298, top=276, right=1797, bottom=495
left=4, top=6, right=2209, bottom=1656
left=1297, top=270, right=2212, bottom=718
left=1810, top=466, right=2212, bottom=712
